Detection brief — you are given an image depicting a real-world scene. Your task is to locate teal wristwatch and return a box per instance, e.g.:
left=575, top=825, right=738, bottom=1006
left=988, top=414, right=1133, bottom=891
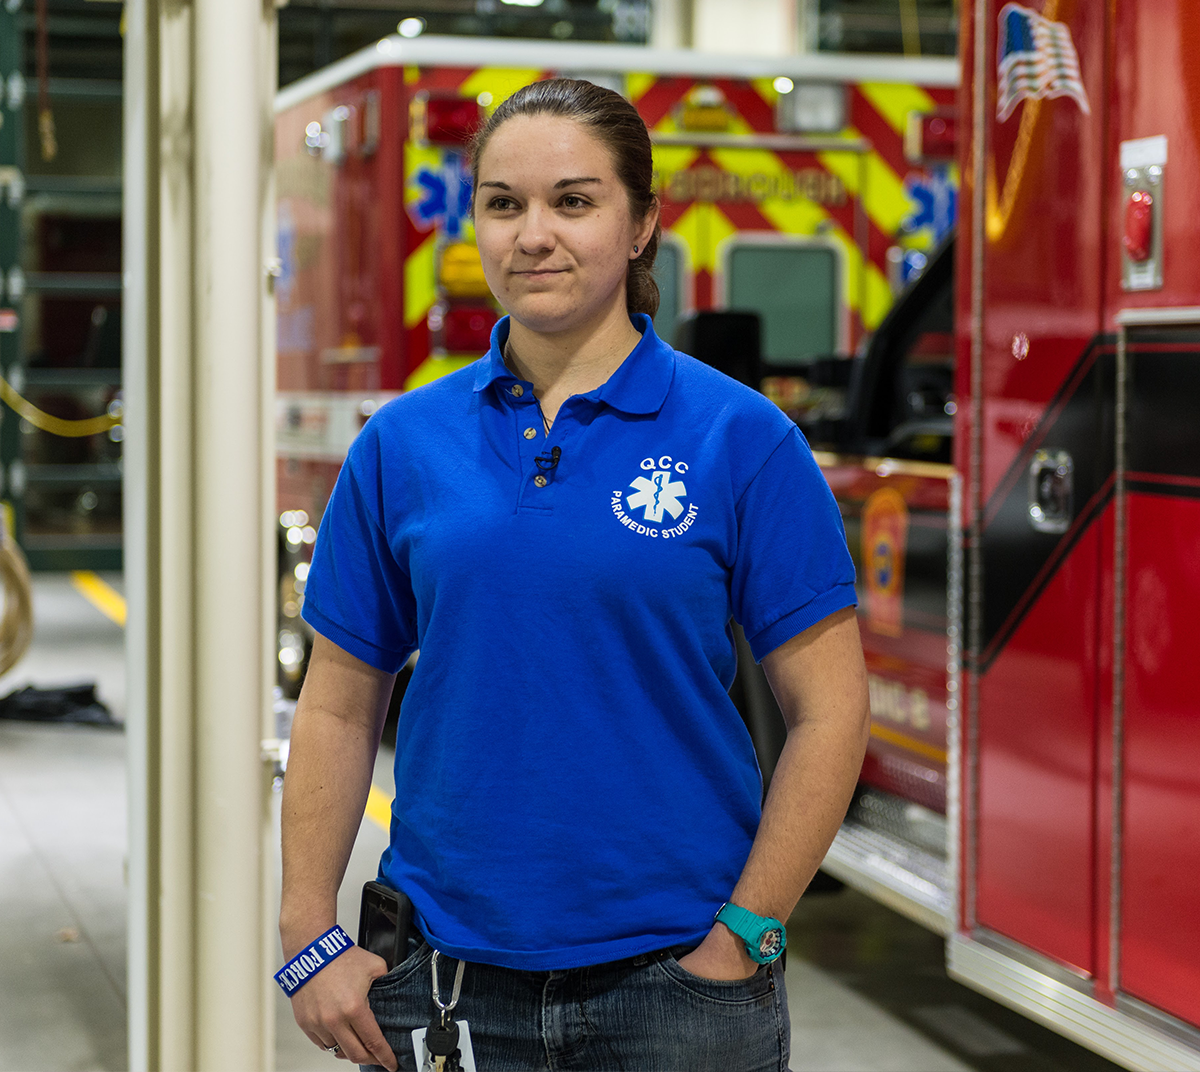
left=715, top=902, right=787, bottom=964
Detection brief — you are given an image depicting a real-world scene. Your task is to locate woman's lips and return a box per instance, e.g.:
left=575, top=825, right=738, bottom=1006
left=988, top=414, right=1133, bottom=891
left=514, top=269, right=566, bottom=279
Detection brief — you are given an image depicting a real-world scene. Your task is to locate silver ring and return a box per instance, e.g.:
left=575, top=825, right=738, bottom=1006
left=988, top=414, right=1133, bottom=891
left=325, top=1043, right=341, bottom=1055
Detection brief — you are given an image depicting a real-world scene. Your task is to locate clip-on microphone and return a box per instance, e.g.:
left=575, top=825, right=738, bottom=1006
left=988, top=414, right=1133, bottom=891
left=535, top=446, right=562, bottom=480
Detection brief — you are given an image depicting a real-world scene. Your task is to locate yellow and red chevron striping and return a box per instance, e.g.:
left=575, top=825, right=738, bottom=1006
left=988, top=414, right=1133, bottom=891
left=711, top=196, right=780, bottom=235
left=659, top=145, right=893, bottom=282
left=849, top=86, right=912, bottom=183
left=711, top=78, right=776, bottom=133
left=631, top=75, right=695, bottom=128
left=400, top=66, right=954, bottom=359
left=657, top=198, right=690, bottom=231
left=849, top=82, right=956, bottom=178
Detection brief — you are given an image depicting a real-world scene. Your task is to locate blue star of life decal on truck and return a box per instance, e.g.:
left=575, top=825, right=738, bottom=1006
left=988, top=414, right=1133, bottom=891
left=410, top=150, right=473, bottom=238
left=903, top=165, right=956, bottom=243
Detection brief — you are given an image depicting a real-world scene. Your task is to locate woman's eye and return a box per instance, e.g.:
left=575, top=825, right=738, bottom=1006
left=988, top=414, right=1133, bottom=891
left=487, top=197, right=516, bottom=211
left=561, top=195, right=590, bottom=209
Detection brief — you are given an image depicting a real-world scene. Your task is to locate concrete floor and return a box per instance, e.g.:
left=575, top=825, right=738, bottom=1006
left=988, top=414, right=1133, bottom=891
left=0, top=574, right=1123, bottom=1072
left=0, top=575, right=128, bottom=1072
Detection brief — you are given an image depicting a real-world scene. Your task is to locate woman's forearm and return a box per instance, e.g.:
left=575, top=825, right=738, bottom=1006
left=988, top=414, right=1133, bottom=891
left=279, top=637, right=396, bottom=957
left=679, top=609, right=869, bottom=980
left=729, top=609, right=873, bottom=921
left=676, top=633, right=864, bottom=979
left=730, top=709, right=869, bottom=924
left=279, top=705, right=377, bottom=954
left=731, top=608, right=870, bottom=922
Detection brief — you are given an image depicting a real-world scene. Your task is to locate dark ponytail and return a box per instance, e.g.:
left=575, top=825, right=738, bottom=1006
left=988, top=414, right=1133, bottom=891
left=469, top=78, right=661, bottom=319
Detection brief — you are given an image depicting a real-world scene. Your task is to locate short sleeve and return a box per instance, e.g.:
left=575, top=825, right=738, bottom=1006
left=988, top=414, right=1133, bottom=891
left=731, top=427, right=857, bottom=662
left=300, top=429, right=418, bottom=673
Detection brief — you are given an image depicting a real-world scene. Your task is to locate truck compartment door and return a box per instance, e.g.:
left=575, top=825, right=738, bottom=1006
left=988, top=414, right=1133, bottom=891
left=1116, top=323, right=1200, bottom=1028
left=966, top=0, right=1108, bottom=977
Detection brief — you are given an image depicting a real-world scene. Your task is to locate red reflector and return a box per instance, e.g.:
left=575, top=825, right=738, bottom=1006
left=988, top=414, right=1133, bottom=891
left=905, top=108, right=957, bottom=162
left=425, top=97, right=483, bottom=146
left=442, top=303, right=497, bottom=353
left=920, top=113, right=957, bottom=159
left=1124, top=190, right=1154, bottom=262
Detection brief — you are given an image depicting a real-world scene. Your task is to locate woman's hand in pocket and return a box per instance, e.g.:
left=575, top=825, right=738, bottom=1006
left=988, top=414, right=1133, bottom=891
left=290, top=946, right=398, bottom=1070
left=675, top=924, right=759, bottom=981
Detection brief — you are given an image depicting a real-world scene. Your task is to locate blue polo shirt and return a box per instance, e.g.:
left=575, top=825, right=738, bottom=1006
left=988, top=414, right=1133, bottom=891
left=302, top=314, right=856, bottom=970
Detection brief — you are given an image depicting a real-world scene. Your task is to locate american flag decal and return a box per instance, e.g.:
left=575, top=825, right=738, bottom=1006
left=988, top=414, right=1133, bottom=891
left=996, top=3, right=1090, bottom=122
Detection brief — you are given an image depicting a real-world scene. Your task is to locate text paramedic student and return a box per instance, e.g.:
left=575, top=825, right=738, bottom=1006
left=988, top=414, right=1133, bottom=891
left=278, top=77, right=870, bottom=1071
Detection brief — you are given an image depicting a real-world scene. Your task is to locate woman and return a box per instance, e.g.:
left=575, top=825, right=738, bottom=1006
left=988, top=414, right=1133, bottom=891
left=279, top=78, right=870, bottom=1072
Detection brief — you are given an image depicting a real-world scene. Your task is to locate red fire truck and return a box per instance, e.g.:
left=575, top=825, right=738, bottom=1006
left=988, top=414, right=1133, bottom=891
left=810, top=0, right=1200, bottom=1066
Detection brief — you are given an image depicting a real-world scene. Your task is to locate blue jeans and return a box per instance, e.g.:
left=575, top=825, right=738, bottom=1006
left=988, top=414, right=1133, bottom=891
left=364, top=935, right=790, bottom=1072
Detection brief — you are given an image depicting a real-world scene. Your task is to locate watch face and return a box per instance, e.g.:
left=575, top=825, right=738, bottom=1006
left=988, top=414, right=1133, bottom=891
left=758, top=928, right=783, bottom=959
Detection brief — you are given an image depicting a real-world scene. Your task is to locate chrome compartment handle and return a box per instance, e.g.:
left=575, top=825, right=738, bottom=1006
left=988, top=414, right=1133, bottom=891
left=1028, top=449, right=1074, bottom=534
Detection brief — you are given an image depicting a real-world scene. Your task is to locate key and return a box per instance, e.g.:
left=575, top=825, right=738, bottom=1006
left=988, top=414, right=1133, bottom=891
left=424, top=1015, right=461, bottom=1072
left=425, top=952, right=466, bottom=1071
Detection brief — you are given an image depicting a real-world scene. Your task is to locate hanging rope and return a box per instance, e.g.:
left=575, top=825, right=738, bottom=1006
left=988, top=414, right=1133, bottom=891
left=0, top=377, right=121, bottom=438
left=0, top=505, right=33, bottom=678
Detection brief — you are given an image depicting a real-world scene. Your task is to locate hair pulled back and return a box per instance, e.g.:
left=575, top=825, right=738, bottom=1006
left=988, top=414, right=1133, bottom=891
left=469, top=78, right=661, bottom=319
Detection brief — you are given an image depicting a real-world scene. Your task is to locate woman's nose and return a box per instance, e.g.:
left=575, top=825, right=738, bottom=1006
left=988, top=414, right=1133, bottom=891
left=516, top=203, right=555, bottom=253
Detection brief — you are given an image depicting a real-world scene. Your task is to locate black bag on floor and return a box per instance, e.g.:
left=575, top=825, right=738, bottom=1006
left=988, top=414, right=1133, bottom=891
left=0, top=683, right=120, bottom=727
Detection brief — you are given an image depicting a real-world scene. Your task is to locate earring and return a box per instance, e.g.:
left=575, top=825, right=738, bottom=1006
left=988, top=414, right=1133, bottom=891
left=633, top=245, right=639, bottom=253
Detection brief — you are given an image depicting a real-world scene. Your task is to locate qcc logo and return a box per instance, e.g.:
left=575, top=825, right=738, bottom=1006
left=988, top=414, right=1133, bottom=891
left=611, top=456, right=699, bottom=539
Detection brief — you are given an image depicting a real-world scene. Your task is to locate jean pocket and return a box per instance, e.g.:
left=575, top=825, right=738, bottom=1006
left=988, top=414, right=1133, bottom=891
left=655, top=950, right=775, bottom=1005
left=368, top=934, right=432, bottom=992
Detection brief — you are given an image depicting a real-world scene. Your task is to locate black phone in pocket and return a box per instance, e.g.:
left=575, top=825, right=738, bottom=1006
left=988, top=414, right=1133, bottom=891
left=358, top=880, right=413, bottom=972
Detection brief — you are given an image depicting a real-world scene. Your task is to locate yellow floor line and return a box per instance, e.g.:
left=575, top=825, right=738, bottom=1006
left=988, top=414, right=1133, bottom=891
left=71, top=570, right=127, bottom=628
left=365, top=784, right=393, bottom=832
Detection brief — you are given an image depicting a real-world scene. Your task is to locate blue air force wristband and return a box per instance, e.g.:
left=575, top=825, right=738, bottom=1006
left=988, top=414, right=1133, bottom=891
left=275, top=925, right=354, bottom=997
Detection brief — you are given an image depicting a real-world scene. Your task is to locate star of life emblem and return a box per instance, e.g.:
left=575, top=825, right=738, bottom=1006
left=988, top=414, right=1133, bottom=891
left=610, top=455, right=699, bottom=539
left=628, top=471, right=688, bottom=523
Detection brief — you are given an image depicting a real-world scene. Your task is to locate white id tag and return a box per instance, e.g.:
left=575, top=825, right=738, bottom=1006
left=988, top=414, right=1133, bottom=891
left=410, top=1020, right=477, bottom=1072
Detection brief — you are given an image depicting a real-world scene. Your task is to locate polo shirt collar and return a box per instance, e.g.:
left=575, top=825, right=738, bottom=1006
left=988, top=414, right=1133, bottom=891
left=473, top=314, right=675, bottom=416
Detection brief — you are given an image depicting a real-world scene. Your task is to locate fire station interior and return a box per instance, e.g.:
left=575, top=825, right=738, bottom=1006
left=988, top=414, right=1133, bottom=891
left=3, top=1, right=1198, bottom=1070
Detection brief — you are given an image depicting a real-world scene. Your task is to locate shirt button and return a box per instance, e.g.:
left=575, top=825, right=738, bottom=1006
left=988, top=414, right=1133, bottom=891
left=511, top=384, right=524, bottom=398
left=534, top=475, right=548, bottom=488
left=523, top=427, right=538, bottom=440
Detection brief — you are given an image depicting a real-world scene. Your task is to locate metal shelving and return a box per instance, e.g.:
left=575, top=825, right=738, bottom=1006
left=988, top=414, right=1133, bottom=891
left=1, top=0, right=124, bottom=572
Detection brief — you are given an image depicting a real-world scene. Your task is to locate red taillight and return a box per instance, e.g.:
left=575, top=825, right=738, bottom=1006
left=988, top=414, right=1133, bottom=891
left=438, top=302, right=497, bottom=354
left=921, top=113, right=957, bottom=158
left=1124, top=190, right=1154, bottom=262
left=424, top=97, right=483, bottom=146
left=905, top=109, right=957, bottom=162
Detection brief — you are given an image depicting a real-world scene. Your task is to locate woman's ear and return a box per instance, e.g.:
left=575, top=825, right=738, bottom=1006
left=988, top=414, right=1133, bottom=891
left=632, top=195, right=660, bottom=258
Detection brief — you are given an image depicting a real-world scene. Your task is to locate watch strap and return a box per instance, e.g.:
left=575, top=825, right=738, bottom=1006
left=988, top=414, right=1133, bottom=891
left=715, top=901, right=786, bottom=964
left=715, top=902, right=763, bottom=939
